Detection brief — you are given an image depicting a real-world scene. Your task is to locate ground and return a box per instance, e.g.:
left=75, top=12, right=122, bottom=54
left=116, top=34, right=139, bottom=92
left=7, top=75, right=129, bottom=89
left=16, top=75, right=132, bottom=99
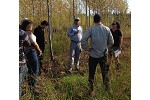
left=20, top=35, right=131, bottom=100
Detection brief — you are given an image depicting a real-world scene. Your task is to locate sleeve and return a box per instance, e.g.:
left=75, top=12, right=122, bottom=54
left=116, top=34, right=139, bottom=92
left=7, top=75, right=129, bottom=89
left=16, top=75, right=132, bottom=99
left=81, top=28, right=91, bottom=51
left=24, top=32, right=29, bottom=41
left=79, top=26, right=83, bottom=35
left=34, top=28, right=39, bottom=38
left=107, top=28, right=114, bottom=46
left=29, top=34, right=36, bottom=43
left=67, top=26, right=75, bottom=37
left=118, top=30, right=123, bottom=36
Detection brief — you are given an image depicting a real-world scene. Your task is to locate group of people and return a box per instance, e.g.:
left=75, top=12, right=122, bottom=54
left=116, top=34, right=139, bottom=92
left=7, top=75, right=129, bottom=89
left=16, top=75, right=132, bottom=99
left=19, top=18, right=49, bottom=97
left=19, top=13, right=123, bottom=98
left=68, top=14, right=123, bottom=96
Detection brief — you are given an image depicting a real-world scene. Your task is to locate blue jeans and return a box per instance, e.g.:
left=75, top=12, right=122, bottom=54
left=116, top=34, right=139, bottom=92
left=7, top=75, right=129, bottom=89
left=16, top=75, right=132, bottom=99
left=19, top=65, right=28, bottom=97
left=26, top=49, right=39, bottom=87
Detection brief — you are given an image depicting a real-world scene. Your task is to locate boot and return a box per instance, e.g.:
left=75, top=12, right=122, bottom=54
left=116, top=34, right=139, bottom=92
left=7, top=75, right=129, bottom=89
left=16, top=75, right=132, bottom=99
left=116, top=63, right=121, bottom=70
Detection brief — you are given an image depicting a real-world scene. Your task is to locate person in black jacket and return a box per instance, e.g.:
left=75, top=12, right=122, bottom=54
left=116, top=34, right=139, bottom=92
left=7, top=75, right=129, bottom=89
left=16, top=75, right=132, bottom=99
left=34, top=20, right=49, bottom=75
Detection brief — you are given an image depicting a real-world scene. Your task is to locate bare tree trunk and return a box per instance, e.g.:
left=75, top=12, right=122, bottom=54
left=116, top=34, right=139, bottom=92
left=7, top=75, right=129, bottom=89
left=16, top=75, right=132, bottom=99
left=47, top=0, right=54, bottom=61
left=32, top=0, right=35, bottom=21
left=89, top=5, right=90, bottom=27
left=73, top=0, right=75, bottom=19
left=85, top=0, right=88, bottom=30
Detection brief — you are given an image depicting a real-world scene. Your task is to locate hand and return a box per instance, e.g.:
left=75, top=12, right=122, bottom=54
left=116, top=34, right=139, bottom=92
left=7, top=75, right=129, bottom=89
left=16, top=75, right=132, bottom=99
left=39, top=50, right=42, bottom=56
left=44, top=40, right=47, bottom=44
left=74, top=30, right=79, bottom=34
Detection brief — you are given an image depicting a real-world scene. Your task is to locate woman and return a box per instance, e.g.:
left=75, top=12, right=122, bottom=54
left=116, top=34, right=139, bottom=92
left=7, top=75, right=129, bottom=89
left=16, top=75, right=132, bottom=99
left=21, top=20, right=42, bottom=94
left=109, top=21, right=123, bottom=70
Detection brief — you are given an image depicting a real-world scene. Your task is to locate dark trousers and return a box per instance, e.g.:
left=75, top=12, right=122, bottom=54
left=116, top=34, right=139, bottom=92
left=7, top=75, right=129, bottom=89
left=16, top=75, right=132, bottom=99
left=38, top=46, right=45, bottom=75
left=88, top=56, right=109, bottom=91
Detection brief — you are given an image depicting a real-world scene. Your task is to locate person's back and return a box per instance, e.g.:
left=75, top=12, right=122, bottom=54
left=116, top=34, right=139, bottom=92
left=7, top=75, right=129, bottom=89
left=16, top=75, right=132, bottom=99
left=87, top=23, right=113, bottom=58
left=81, top=14, right=114, bottom=96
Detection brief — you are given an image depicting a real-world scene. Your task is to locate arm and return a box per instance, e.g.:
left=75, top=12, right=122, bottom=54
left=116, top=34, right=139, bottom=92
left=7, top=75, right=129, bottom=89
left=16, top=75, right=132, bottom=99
left=32, top=41, right=42, bottom=55
left=81, top=28, right=91, bottom=51
left=68, top=26, right=75, bottom=37
left=29, top=33, right=42, bottom=55
left=107, top=29, right=114, bottom=47
left=118, top=31, right=123, bottom=49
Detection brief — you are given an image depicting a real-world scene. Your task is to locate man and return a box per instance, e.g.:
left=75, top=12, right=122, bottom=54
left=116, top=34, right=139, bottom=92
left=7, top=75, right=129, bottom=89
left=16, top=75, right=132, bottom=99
left=109, top=21, right=123, bottom=70
left=34, top=20, right=49, bottom=75
left=81, top=14, right=114, bottom=96
left=68, top=18, right=83, bottom=72
left=19, top=27, right=30, bottom=97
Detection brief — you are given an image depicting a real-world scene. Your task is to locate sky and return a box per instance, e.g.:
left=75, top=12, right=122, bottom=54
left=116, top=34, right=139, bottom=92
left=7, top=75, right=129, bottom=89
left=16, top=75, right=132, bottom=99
left=128, top=0, right=131, bottom=12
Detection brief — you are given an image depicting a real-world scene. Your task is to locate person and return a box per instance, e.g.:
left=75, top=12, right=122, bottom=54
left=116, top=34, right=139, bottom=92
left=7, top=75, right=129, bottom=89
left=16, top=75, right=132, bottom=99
left=109, top=21, right=123, bottom=70
left=67, top=18, right=83, bottom=72
left=21, top=20, right=42, bottom=95
left=19, top=18, right=28, bottom=29
left=19, top=25, right=30, bottom=97
left=81, top=14, right=114, bottom=96
left=34, top=20, right=49, bottom=75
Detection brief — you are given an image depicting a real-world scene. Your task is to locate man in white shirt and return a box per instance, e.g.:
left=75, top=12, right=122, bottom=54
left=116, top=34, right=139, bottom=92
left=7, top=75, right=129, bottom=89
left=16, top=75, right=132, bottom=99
left=68, top=18, right=83, bottom=72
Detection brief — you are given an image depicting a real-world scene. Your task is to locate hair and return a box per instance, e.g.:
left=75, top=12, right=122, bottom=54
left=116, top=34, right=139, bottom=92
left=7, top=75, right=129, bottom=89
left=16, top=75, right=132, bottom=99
left=41, top=20, right=49, bottom=26
left=21, top=20, right=33, bottom=31
left=113, top=21, right=120, bottom=29
left=94, top=14, right=101, bottom=23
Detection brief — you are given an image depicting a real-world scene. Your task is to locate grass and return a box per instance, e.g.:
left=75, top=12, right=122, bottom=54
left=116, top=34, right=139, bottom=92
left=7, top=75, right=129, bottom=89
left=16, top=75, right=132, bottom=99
left=21, top=30, right=131, bottom=100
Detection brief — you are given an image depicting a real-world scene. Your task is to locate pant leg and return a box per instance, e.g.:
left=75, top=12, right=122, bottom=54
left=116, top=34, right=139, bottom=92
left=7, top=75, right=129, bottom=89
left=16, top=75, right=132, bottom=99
left=38, top=46, right=45, bottom=74
left=68, top=42, right=76, bottom=69
left=26, top=50, right=39, bottom=87
left=38, top=55, right=43, bottom=75
left=88, top=56, right=99, bottom=91
left=19, top=65, right=28, bottom=97
left=74, top=43, right=81, bottom=69
left=99, top=57, right=109, bottom=88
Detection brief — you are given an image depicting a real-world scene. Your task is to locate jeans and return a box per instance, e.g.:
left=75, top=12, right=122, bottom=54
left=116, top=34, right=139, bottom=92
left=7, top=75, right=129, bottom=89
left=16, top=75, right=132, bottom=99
left=26, top=49, right=39, bottom=87
left=88, top=56, right=109, bottom=91
left=19, top=65, right=28, bottom=97
left=69, top=41, right=81, bottom=69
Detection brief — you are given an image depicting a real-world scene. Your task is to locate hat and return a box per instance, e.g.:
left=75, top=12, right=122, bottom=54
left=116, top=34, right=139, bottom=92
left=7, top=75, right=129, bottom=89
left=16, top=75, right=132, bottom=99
left=21, top=18, right=28, bottom=23
left=74, top=18, right=80, bottom=21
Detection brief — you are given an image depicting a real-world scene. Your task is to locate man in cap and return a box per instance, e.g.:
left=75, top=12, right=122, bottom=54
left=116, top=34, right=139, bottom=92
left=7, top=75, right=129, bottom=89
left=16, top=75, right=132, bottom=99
left=67, top=18, right=83, bottom=72
left=19, top=18, right=28, bottom=29
left=34, top=20, right=49, bottom=75
left=81, top=14, right=114, bottom=96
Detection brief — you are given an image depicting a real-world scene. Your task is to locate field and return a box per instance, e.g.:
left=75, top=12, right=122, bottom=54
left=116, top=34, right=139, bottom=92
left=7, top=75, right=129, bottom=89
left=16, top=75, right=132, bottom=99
left=20, top=29, right=131, bottom=100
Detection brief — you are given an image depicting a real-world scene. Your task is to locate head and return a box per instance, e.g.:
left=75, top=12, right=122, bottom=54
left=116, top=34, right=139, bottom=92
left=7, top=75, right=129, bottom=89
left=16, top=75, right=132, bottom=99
left=74, top=18, right=80, bottom=26
left=21, top=20, right=33, bottom=32
left=40, top=20, right=49, bottom=29
left=21, top=18, right=28, bottom=24
left=112, top=21, right=120, bottom=29
left=94, top=14, right=101, bottom=23
left=20, top=18, right=28, bottom=29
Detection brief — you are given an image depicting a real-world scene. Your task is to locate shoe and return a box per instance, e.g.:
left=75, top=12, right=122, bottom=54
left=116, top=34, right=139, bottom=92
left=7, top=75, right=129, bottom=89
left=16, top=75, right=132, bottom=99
left=116, top=63, right=121, bottom=70
left=89, top=90, right=95, bottom=97
left=105, top=85, right=112, bottom=95
left=75, top=67, right=79, bottom=71
left=88, top=83, right=95, bottom=97
left=68, top=68, right=72, bottom=72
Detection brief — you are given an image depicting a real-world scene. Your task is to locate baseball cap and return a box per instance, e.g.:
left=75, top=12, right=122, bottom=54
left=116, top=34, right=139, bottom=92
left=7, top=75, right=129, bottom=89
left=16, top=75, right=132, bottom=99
left=74, top=18, right=80, bottom=21
left=21, top=18, right=28, bottom=23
